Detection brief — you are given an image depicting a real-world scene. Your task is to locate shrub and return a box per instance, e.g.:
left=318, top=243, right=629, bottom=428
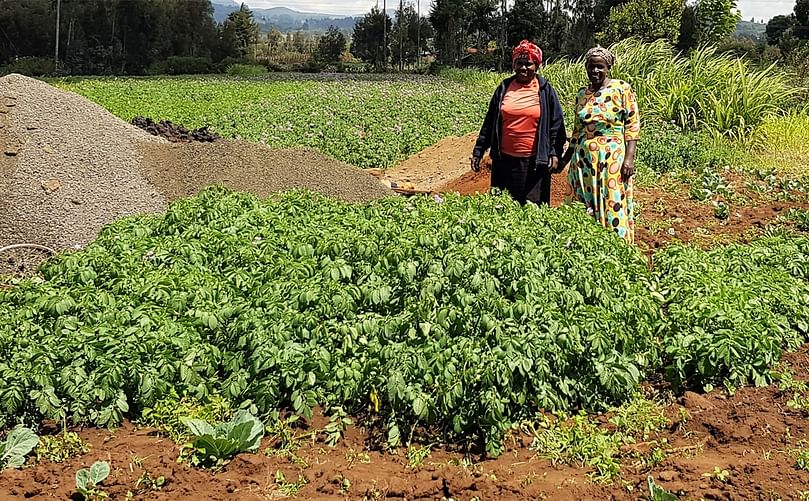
left=0, top=57, right=56, bottom=77
left=164, top=57, right=212, bottom=75
left=226, top=63, right=268, bottom=77
left=636, top=120, right=737, bottom=175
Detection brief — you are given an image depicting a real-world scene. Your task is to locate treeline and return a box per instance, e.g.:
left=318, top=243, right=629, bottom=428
left=0, top=0, right=747, bottom=76
left=0, top=0, right=256, bottom=75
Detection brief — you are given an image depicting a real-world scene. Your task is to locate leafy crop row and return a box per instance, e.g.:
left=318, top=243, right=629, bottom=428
left=2, top=189, right=808, bottom=455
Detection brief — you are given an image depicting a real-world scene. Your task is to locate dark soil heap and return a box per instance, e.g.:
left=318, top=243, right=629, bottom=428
left=131, top=116, right=220, bottom=143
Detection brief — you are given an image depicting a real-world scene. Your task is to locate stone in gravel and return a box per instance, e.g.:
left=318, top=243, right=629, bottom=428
left=680, top=391, right=715, bottom=411
left=40, top=179, right=61, bottom=193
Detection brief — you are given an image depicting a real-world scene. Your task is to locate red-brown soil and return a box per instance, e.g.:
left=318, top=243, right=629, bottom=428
left=5, top=347, right=809, bottom=500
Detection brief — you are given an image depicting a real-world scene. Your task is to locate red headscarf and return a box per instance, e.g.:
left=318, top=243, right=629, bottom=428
left=512, top=40, right=543, bottom=67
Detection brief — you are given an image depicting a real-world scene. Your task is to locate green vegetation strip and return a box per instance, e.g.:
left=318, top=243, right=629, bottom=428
left=2, top=188, right=809, bottom=455
left=53, top=40, right=796, bottom=171
left=55, top=76, right=485, bottom=169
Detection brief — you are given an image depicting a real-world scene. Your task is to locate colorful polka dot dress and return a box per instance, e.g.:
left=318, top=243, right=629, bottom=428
left=565, top=80, right=640, bottom=243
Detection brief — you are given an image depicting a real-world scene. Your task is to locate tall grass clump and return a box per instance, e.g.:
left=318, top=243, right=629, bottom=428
left=610, top=39, right=796, bottom=139
left=750, top=112, right=809, bottom=177
left=447, top=39, right=798, bottom=140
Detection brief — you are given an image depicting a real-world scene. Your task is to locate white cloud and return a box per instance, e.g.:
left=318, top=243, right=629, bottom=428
left=737, top=0, right=794, bottom=22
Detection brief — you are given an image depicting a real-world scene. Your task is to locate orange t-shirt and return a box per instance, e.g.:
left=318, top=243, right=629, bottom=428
left=500, top=79, right=541, bottom=157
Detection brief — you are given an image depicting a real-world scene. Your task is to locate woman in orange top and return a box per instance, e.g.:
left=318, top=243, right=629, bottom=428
left=471, top=40, right=566, bottom=205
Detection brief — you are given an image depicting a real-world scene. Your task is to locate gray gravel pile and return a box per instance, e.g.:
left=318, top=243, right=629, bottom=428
left=0, top=73, right=167, bottom=251
left=0, top=74, right=391, bottom=251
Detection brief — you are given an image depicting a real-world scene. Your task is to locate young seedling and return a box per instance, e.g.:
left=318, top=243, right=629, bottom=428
left=274, top=470, right=307, bottom=496
left=406, top=444, right=432, bottom=468
left=75, top=460, right=111, bottom=500
left=701, top=466, right=730, bottom=482
left=37, top=431, right=90, bottom=463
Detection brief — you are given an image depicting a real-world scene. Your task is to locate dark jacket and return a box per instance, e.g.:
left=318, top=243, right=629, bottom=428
left=472, top=74, right=566, bottom=167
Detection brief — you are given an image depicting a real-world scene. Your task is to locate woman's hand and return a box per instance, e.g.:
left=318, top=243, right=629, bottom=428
left=471, top=155, right=482, bottom=172
left=549, top=155, right=559, bottom=173
left=620, top=159, right=635, bottom=181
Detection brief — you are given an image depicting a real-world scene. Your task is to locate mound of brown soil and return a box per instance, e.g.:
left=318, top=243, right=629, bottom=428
left=139, top=141, right=390, bottom=203
left=381, top=134, right=480, bottom=191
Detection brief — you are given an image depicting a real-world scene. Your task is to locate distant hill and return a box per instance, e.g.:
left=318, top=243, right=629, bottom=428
left=210, top=1, right=395, bottom=33
left=734, top=19, right=767, bottom=40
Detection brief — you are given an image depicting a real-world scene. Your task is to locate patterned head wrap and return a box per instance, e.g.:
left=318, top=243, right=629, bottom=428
left=512, top=40, right=543, bottom=67
left=584, top=46, right=616, bottom=67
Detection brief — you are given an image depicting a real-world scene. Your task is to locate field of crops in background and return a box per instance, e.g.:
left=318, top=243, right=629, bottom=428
left=56, top=39, right=808, bottom=175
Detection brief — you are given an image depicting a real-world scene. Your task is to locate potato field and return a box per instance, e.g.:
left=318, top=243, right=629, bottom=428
left=3, top=39, right=809, bottom=500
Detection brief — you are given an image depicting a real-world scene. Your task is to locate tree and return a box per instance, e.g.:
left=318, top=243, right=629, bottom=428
left=506, top=0, right=546, bottom=48
left=597, top=0, right=685, bottom=46
left=467, top=0, right=498, bottom=51
left=221, top=3, right=259, bottom=58
left=391, top=2, right=433, bottom=69
left=693, top=0, right=741, bottom=45
left=678, top=3, right=699, bottom=51
left=566, top=0, right=598, bottom=56
left=766, top=14, right=796, bottom=45
left=795, top=0, right=809, bottom=39
left=429, top=0, right=468, bottom=65
left=317, top=26, right=346, bottom=62
left=352, top=6, right=391, bottom=68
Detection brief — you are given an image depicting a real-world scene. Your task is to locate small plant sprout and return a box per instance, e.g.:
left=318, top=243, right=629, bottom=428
left=75, top=460, right=111, bottom=500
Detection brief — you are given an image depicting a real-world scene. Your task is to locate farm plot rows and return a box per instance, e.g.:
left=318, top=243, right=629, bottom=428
left=2, top=189, right=808, bottom=457
left=56, top=76, right=484, bottom=169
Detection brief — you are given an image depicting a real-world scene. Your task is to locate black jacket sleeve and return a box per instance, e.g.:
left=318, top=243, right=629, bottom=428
left=473, top=88, right=500, bottom=159
left=546, top=83, right=566, bottom=158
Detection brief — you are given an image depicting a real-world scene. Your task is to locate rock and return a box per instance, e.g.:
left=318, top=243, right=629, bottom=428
left=681, top=391, right=715, bottom=410
left=4, top=147, right=17, bottom=156
left=41, top=178, right=62, bottom=193
left=658, top=470, right=678, bottom=482
left=42, top=144, right=54, bottom=154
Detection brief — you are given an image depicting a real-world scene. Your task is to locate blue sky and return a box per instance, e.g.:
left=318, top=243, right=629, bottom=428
left=245, top=0, right=795, bottom=20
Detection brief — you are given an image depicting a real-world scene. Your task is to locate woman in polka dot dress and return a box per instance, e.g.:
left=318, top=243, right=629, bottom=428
left=560, top=46, right=640, bottom=243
